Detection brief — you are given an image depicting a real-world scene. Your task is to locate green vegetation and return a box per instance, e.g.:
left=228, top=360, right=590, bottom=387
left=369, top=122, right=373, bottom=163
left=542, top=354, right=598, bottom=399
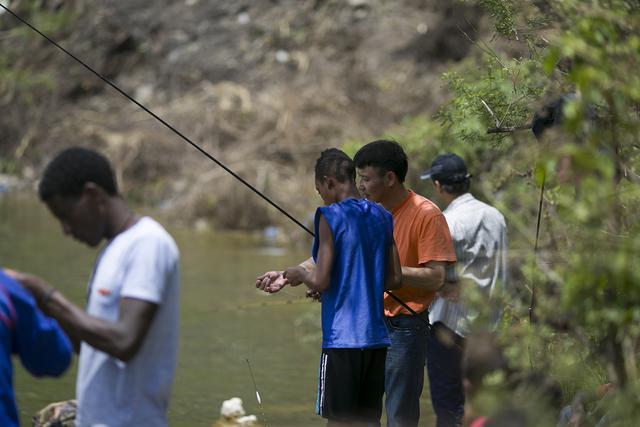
left=0, top=1, right=74, bottom=101
left=3, top=0, right=640, bottom=422
left=346, top=0, right=640, bottom=424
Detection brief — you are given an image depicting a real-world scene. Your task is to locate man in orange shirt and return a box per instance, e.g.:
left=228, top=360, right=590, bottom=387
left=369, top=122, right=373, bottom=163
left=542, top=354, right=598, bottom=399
left=354, top=140, right=456, bottom=427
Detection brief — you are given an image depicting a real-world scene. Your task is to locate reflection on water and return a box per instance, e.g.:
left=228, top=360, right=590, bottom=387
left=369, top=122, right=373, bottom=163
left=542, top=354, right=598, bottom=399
left=0, top=194, right=323, bottom=426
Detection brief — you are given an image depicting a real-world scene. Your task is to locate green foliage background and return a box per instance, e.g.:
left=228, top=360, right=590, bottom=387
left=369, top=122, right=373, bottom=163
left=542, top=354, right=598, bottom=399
left=347, top=0, right=640, bottom=424
left=0, top=2, right=73, bottom=99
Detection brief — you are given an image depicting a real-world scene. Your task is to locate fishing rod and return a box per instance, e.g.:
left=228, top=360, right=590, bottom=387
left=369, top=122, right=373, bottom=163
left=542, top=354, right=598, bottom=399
left=529, top=170, right=546, bottom=323
left=0, top=3, right=428, bottom=328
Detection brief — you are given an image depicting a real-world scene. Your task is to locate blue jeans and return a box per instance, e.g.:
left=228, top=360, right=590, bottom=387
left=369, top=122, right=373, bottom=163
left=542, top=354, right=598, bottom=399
left=384, top=313, right=430, bottom=427
left=425, top=322, right=465, bottom=427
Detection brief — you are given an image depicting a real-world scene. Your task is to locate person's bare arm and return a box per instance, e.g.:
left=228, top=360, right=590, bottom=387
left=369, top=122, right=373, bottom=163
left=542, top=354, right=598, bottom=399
left=8, top=270, right=157, bottom=362
left=255, top=255, right=317, bottom=293
left=298, top=257, right=315, bottom=274
left=400, top=261, right=447, bottom=291
left=385, top=241, right=402, bottom=291
left=284, top=214, right=333, bottom=293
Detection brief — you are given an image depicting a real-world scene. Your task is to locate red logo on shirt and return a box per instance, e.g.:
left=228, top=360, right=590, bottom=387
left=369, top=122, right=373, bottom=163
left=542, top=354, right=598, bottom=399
left=98, top=289, right=112, bottom=296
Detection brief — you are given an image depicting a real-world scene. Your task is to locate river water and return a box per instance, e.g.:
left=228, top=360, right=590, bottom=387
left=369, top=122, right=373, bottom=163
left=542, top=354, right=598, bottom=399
left=0, top=193, right=325, bottom=426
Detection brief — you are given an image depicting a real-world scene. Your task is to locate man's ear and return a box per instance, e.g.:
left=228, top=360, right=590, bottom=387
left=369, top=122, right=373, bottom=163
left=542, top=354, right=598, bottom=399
left=383, top=171, right=397, bottom=187
left=433, top=180, right=444, bottom=195
left=82, top=182, right=108, bottom=203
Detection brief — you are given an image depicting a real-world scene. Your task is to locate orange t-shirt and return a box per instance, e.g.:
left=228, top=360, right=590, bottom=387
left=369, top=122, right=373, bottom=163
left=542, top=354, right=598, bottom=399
left=384, top=190, right=456, bottom=316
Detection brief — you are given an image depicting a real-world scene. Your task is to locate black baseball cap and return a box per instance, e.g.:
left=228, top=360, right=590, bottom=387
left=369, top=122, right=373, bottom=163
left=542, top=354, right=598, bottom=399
left=420, top=153, right=471, bottom=184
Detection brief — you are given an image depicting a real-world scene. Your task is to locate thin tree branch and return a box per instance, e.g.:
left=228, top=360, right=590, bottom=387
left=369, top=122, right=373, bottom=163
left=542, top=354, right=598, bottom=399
left=481, top=98, right=500, bottom=126
left=499, top=94, right=527, bottom=126
left=457, top=25, right=506, bottom=69
left=487, top=124, right=532, bottom=134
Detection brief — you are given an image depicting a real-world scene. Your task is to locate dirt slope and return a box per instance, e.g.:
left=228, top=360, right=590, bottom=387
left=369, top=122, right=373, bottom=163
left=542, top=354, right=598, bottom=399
left=0, top=0, right=482, bottom=229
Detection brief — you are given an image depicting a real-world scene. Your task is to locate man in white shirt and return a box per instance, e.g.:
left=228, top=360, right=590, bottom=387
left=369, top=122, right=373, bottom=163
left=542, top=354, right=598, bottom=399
left=9, top=147, right=180, bottom=427
left=420, top=153, right=508, bottom=427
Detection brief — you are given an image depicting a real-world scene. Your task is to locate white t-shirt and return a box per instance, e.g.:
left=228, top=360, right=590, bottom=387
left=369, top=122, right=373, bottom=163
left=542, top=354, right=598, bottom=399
left=75, top=217, right=180, bottom=427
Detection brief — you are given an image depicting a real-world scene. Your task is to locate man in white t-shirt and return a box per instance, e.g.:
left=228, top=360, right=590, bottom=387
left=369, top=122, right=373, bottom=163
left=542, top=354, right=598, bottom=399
left=9, top=147, right=180, bottom=427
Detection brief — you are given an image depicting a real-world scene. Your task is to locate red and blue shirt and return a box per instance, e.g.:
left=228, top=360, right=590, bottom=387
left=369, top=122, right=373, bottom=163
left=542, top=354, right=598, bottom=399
left=0, top=269, right=72, bottom=426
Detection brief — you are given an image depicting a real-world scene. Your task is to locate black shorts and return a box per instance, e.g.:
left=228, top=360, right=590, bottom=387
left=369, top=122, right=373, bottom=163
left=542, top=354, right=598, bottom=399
left=316, top=347, right=387, bottom=423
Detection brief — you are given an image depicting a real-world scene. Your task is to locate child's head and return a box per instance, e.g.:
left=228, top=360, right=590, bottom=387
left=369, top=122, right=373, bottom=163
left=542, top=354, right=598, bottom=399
left=314, top=148, right=355, bottom=205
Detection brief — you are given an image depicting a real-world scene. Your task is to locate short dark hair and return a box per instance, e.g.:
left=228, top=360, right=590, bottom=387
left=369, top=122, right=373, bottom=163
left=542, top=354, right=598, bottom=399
left=440, top=179, right=470, bottom=196
left=353, top=139, right=408, bottom=182
left=315, top=148, right=355, bottom=184
left=39, top=147, right=118, bottom=201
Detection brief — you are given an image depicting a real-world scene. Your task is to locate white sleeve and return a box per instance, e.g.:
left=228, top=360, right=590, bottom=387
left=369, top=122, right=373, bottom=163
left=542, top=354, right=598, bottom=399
left=120, top=235, right=177, bottom=304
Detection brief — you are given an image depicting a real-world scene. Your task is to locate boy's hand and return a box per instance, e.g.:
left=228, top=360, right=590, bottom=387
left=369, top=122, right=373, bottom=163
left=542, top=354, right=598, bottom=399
left=4, top=269, right=55, bottom=309
left=306, top=289, right=321, bottom=302
left=283, top=267, right=305, bottom=286
left=4, top=268, right=49, bottom=295
left=255, top=271, right=288, bottom=293
left=266, top=274, right=289, bottom=293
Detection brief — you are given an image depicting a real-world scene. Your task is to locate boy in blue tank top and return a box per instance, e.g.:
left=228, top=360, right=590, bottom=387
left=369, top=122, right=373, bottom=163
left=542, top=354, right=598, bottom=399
left=259, top=148, right=401, bottom=426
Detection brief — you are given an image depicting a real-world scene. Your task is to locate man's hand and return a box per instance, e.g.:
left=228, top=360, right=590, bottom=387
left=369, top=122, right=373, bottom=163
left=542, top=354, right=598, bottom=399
left=437, top=281, right=461, bottom=303
left=255, top=271, right=289, bottom=293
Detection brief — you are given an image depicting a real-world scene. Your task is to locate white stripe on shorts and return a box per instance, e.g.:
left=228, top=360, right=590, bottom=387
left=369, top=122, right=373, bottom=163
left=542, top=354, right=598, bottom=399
left=316, top=352, right=328, bottom=416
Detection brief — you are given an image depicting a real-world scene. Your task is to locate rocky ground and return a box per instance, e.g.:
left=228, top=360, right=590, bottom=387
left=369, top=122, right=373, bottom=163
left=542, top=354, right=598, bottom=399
left=0, top=0, right=486, bottom=231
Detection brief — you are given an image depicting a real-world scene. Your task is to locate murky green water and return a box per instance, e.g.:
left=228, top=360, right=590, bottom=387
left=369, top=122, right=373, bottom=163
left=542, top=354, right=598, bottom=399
left=0, top=193, right=325, bottom=426
left=1, top=193, right=439, bottom=426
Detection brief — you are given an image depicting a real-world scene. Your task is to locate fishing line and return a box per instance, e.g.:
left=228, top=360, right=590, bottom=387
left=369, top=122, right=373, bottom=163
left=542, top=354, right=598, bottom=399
left=211, top=297, right=312, bottom=312
left=1, top=2, right=427, bottom=327
left=246, top=358, right=268, bottom=427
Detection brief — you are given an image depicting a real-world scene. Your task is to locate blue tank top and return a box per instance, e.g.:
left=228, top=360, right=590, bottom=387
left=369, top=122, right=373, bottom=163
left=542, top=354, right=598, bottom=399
left=312, top=198, right=393, bottom=348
